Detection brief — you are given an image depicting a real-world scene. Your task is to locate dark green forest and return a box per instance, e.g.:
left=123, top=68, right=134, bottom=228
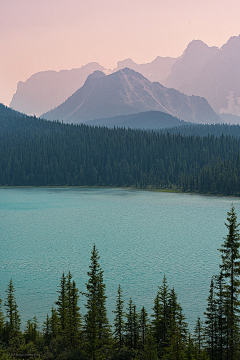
left=1, top=104, right=240, bottom=196
left=0, top=205, right=240, bottom=360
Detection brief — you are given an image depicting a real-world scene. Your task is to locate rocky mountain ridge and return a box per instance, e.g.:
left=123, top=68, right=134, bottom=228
left=41, top=68, right=221, bottom=124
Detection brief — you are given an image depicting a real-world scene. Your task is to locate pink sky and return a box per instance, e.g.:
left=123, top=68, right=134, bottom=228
left=1, top=0, right=240, bottom=106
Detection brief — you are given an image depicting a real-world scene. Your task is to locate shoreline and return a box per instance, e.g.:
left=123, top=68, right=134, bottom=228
left=0, top=184, right=238, bottom=198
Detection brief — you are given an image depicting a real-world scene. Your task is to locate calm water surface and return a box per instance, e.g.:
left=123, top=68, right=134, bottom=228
left=0, top=187, right=239, bottom=331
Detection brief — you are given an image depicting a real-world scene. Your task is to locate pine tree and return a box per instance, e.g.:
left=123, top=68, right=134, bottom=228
left=125, top=298, right=134, bottom=349
left=70, top=279, right=82, bottom=347
left=132, top=304, right=139, bottom=350
left=143, top=328, right=158, bottom=360
left=139, top=307, right=149, bottom=348
left=158, top=275, right=170, bottom=350
left=4, top=279, right=20, bottom=342
left=214, top=271, right=225, bottom=360
left=151, top=292, right=161, bottom=351
left=84, top=244, right=110, bottom=359
left=42, top=313, right=51, bottom=346
left=218, top=204, right=240, bottom=359
left=55, top=272, right=67, bottom=335
left=204, top=277, right=217, bottom=360
left=0, top=297, right=4, bottom=341
left=113, top=284, right=125, bottom=348
left=24, top=317, right=38, bottom=344
left=50, top=307, right=59, bottom=338
left=194, top=317, right=204, bottom=356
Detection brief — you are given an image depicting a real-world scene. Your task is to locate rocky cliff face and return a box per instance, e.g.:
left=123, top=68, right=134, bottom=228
left=165, top=36, right=240, bottom=118
left=41, top=68, right=221, bottom=124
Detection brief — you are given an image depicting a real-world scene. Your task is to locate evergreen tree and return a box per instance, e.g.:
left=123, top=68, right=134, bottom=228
left=214, top=271, right=225, bottom=360
left=84, top=244, right=110, bottom=359
left=113, top=284, right=125, bottom=348
left=125, top=298, right=134, bottom=349
left=218, top=204, right=240, bottom=359
left=4, top=279, right=20, bottom=342
left=24, top=317, right=38, bottom=344
left=143, top=329, right=158, bottom=360
left=55, top=272, right=67, bottom=335
left=139, top=307, right=149, bottom=348
left=151, top=292, right=161, bottom=351
left=49, top=307, right=59, bottom=338
left=158, top=275, right=170, bottom=351
left=194, top=317, right=204, bottom=358
left=204, top=277, right=217, bottom=360
left=132, top=304, right=139, bottom=350
left=42, top=313, right=51, bottom=346
left=69, top=279, right=82, bottom=347
left=0, top=297, right=4, bottom=341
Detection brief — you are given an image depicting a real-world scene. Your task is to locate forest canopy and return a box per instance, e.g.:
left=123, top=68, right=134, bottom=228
left=1, top=104, right=240, bottom=196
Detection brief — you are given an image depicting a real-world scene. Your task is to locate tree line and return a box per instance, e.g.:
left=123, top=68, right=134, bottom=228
left=1, top=104, right=240, bottom=196
left=1, top=205, right=240, bottom=360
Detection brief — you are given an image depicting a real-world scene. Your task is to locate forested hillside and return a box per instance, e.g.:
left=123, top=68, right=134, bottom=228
left=1, top=104, right=240, bottom=196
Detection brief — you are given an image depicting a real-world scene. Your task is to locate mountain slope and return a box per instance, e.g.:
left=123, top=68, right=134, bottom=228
left=165, top=40, right=219, bottom=90
left=41, top=68, right=221, bottom=124
left=84, top=111, right=189, bottom=129
left=114, top=55, right=179, bottom=85
left=10, top=62, right=106, bottom=116
left=165, top=36, right=240, bottom=118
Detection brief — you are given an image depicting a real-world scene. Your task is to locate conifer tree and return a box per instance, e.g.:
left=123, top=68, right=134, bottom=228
left=125, top=298, right=134, bottom=349
left=55, top=272, right=67, bottom=335
left=143, top=328, right=158, bottom=360
left=139, top=306, right=149, bottom=348
left=70, top=279, right=82, bottom=347
left=84, top=244, right=110, bottom=359
left=204, top=277, right=217, bottom=360
left=218, top=204, right=240, bottom=359
left=4, top=279, right=20, bottom=342
left=50, top=307, right=59, bottom=338
left=132, top=304, right=139, bottom=350
left=194, top=317, right=204, bottom=357
left=158, top=275, right=170, bottom=350
left=42, top=313, right=51, bottom=346
left=0, top=297, right=4, bottom=341
left=151, top=292, right=161, bottom=351
left=113, top=284, right=125, bottom=348
left=214, top=271, right=225, bottom=360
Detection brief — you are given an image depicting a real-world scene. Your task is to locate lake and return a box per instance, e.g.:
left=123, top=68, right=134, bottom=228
left=0, top=187, right=239, bottom=331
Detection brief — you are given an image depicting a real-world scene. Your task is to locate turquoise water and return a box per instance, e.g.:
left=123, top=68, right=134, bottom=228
left=0, top=187, right=239, bottom=331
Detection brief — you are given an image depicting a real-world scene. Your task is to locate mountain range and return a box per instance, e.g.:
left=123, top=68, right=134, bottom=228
left=9, top=34, right=240, bottom=124
left=10, top=62, right=106, bottom=116
left=166, top=36, right=240, bottom=118
left=41, top=68, right=220, bottom=124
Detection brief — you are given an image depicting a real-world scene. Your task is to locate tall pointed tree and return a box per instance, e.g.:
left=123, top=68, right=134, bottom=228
left=204, top=277, right=217, bottom=360
left=218, top=204, right=240, bottom=359
left=0, top=297, right=4, bottom=341
left=4, top=279, right=20, bottom=342
left=125, top=298, right=134, bottom=349
left=139, top=306, right=149, bottom=348
left=113, top=284, right=125, bottom=348
left=55, top=272, right=67, bottom=335
left=84, top=244, right=110, bottom=359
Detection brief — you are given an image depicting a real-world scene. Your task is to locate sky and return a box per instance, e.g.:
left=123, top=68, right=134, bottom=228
left=1, top=0, right=240, bottom=106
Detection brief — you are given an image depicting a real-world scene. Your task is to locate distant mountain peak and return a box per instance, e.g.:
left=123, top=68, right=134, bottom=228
left=85, top=70, right=106, bottom=81
left=41, top=67, right=220, bottom=125
left=116, top=58, right=137, bottom=68
left=221, top=34, right=240, bottom=51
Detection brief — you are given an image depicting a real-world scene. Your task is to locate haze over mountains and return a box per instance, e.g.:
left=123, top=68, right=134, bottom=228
left=9, top=35, right=240, bottom=124
left=10, top=63, right=107, bottom=117
left=166, top=36, right=240, bottom=119
left=41, top=68, right=220, bottom=125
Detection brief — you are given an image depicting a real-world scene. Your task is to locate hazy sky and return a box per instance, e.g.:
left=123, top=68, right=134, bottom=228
left=1, top=0, right=240, bottom=106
